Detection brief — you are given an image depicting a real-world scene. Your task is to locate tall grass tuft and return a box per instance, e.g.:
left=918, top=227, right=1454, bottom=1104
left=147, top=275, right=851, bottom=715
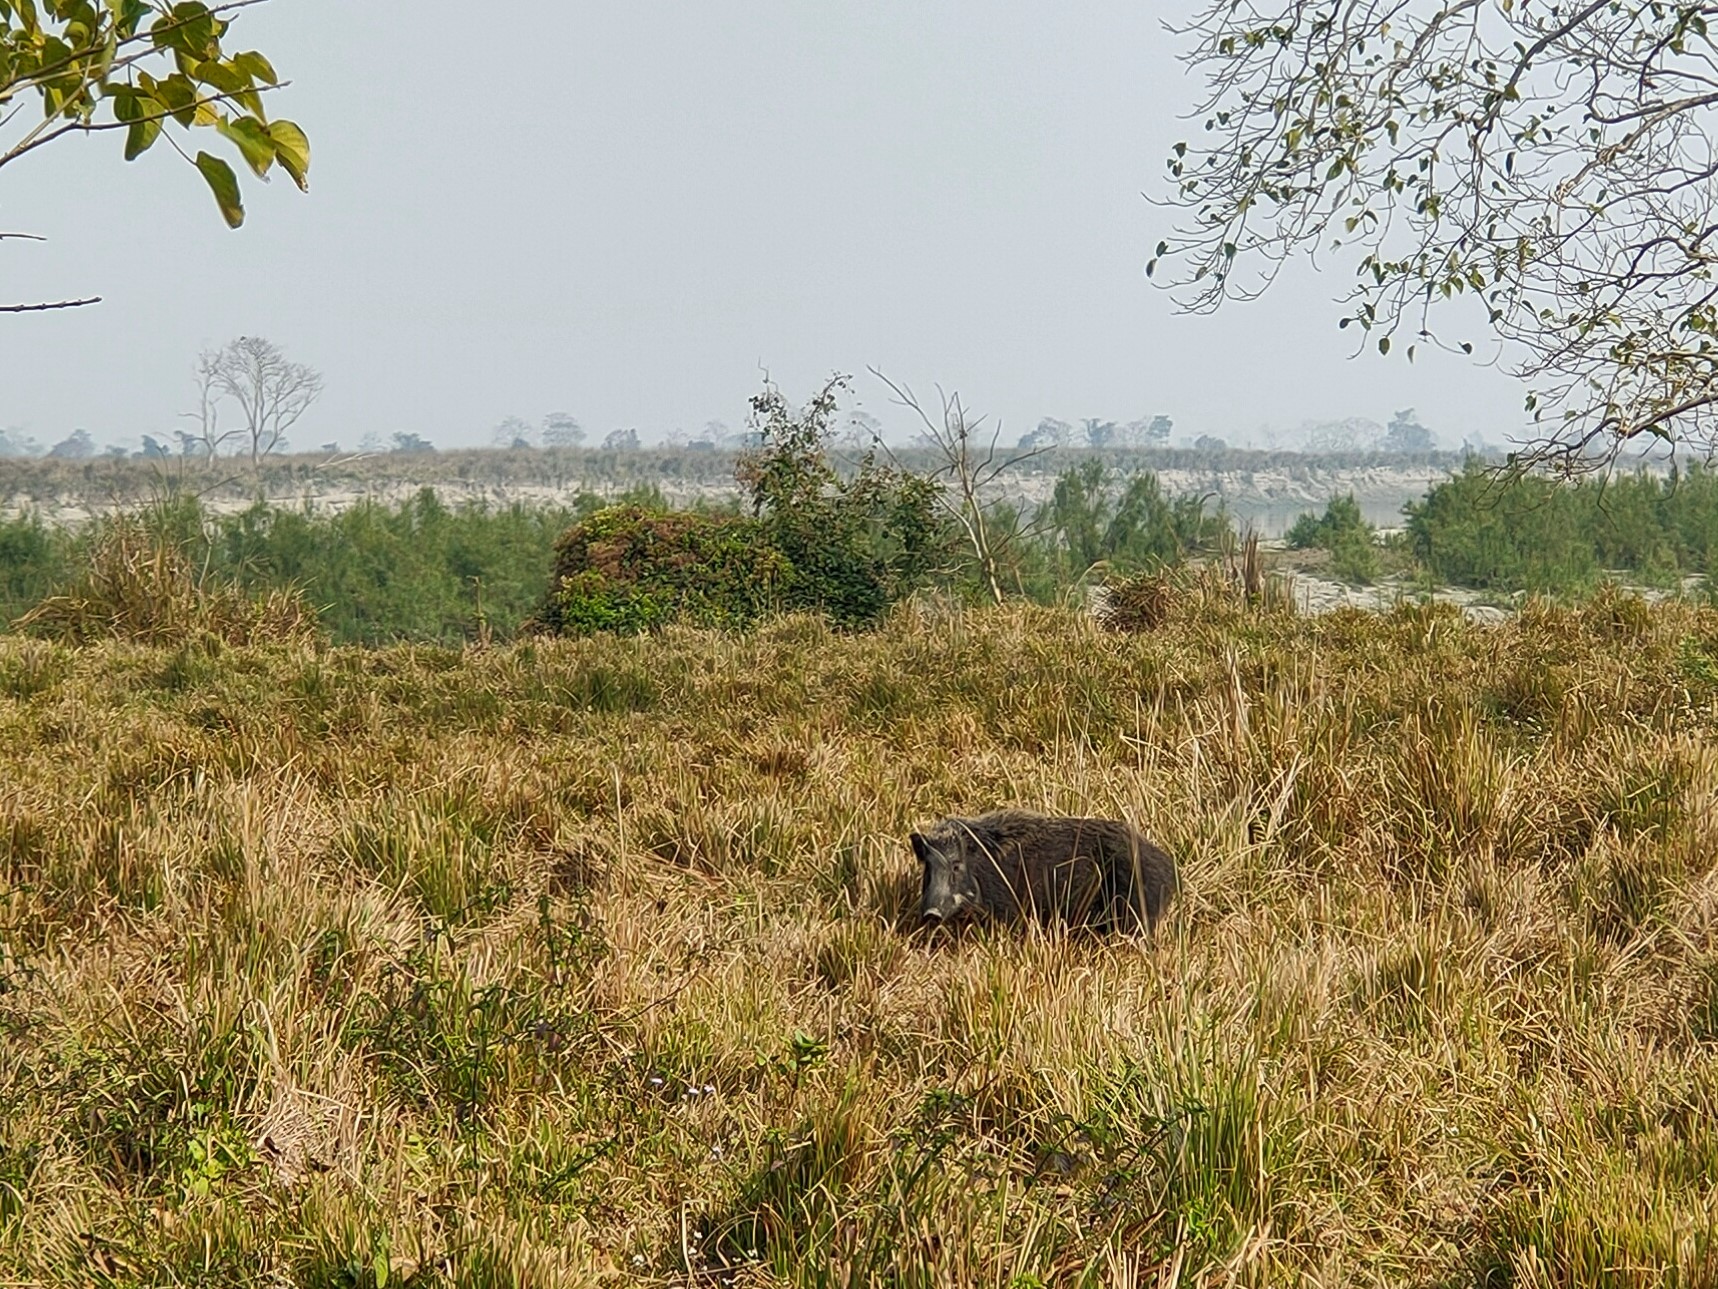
left=14, top=514, right=318, bottom=647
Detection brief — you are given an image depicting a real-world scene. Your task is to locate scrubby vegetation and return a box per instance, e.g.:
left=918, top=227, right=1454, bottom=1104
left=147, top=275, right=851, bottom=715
left=1, top=385, right=1236, bottom=644
left=0, top=492, right=603, bottom=647
left=21, top=449, right=1718, bottom=653
left=1407, top=463, right=1718, bottom=592
left=2, top=593, right=1717, bottom=1283
left=1284, top=493, right=1380, bottom=584
left=1031, top=461, right=1231, bottom=593
left=533, top=505, right=792, bottom=636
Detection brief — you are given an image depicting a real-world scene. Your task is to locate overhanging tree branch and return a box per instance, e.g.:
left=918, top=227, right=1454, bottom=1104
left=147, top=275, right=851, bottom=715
left=1157, top=0, right=1718, bottom=472
left=1, top=0, right=310, bottom=249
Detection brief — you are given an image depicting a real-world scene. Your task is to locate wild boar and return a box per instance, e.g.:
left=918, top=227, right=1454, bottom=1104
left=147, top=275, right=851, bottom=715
left=909, top=809, right=1177, bottom=933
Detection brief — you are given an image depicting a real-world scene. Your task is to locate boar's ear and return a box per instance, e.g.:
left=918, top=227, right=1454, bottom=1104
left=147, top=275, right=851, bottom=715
left=909, top=832, right=929, bottom=863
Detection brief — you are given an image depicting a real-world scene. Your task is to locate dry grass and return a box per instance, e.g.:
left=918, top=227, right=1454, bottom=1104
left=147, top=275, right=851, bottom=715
left=3, top=593, right=1718, bottom=1286
left=13, top=516, right=318, bottom=648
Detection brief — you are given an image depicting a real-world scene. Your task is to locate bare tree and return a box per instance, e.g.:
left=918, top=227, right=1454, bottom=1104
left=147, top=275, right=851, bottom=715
left=200, top=337, right=323, bottom=470
left=180, top=348, right=246, bottom=461
left=869, top=367, right=1048, bottom=605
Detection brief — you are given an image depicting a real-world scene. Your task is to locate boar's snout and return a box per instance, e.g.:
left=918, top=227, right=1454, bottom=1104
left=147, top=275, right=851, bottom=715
left=911, top=831, right=960, bottom=925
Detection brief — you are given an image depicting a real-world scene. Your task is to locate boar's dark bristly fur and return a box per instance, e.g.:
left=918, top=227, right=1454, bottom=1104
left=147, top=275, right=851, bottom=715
left=909, top=809, right=1178, bottom=933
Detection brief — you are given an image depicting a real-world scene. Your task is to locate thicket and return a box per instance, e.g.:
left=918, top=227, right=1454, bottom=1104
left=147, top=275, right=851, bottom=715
left=532, top=505, right=791, bottom=636
left=0, top=462, right=1230, bottom=645
left=0, top=491, right=617, bottom=646
left=1285, top=494, right=1380, bottom=583
left=536, top=379, right=954, bottom=635
left=24, top=461, right=1718, bottom=646
left=1029, top=460, right=1231, bottom=593
left=14, top=516, right=318, bottom=648
left=1407, top=464, right=1718, bottom=591
left=9, top=376, right=1423, bottom=644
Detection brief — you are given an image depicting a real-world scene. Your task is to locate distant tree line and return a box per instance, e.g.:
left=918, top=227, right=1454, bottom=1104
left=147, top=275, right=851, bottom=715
left=4, top=381, right=1461, bottom=465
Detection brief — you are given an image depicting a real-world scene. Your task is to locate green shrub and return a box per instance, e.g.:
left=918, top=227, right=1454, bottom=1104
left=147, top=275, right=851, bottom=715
left=210, top=489, right=582, bottom=645
left=4, top=493, right=597, bottom=646
left=533, top=504, right=790, bottom=635
left=1041, top=460, right=1229, bottom=587
left=1286, top=494, right=1366, bottom=550
left=738, top=377, right=953, bottom=627
left=0, top=514, right=68, bottom=622
left=534, top=380, right=955, bottom=637
left=1406, top=466, right=1596, bottom=590
left=1286, top=494, right=1379, bottom=583
left=14, top=515, right=319, bottom=647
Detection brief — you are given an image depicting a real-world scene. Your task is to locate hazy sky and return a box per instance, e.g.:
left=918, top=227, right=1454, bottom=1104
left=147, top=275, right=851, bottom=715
left=1, top=1, right=1528, bottom=452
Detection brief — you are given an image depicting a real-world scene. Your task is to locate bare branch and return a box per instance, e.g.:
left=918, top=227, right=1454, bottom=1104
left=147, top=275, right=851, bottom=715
left=868, top=367, right=1036, bottom=604
left=0, top=296, right=101, bottom=313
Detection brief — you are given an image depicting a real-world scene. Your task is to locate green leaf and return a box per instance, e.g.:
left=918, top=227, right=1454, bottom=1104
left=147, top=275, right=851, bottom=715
left=109, top=87, right=145, bottom=124
left=117, top=0, right=151, bottom=38
left=232, top=50, right=278, bottom=86
left=153, top=2, right=217, bottom=57
left=126, top=115, right=163, bottom=160
left=1378, top=336, right=1391, bottom=355
left=195, top=151, right=244, bottom=228
left=192, top=59, right=250, bottom=96
left=373, top=1252, right=389, bottom=1289
left=268, top=119, right=310, bottom=191
left=218, top=115, right=275, bottom=178
left=147, top=71, right=199, bottom=126
left=192, top=58, right=262, bottom=114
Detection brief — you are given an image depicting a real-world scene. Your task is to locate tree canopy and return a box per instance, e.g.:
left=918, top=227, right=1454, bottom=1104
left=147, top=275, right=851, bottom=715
left=2, top=0, right=309, bottom=310
left=1156, top=0, right=1718, bottom=470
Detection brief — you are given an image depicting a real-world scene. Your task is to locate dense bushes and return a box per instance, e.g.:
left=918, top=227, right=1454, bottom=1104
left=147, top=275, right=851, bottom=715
left=15, top=515, right=318, bottom=647
left=538, top=379, right=955, bottom=636
left=533, top=505, right=790, bottom=635
left=736, top=378, right=952, bottom=627
left=1285, top=494, right=1379, bottom=583
left=0, top=492, right=592, bottom=646
left=0, top=513, right=69, bottom=615
left=1406, top=465, right=1718, bottom=590
left=26, top=425, right=1718, bottom=648
left=536, top=379, right=1238, bottom=638
left=1042, top=460, right=1229, bottom=582
left=210, top=488, right=582, bottom=644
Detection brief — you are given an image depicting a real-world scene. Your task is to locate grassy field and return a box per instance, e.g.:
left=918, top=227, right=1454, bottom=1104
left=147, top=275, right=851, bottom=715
left=3, top=592, right=1718, bottom=1286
